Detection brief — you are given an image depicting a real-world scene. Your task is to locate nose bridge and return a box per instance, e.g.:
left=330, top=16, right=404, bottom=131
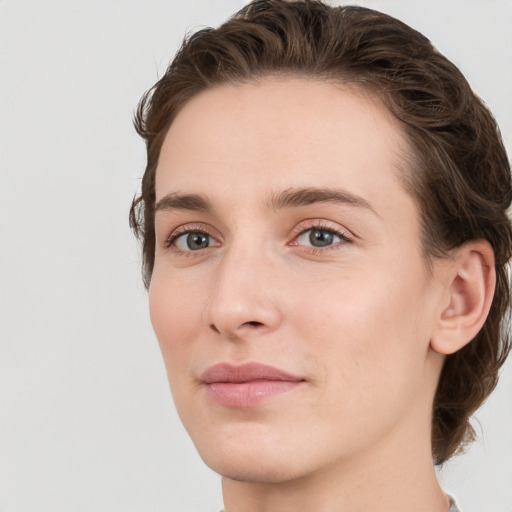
left=205, top=231, right=281, bottom=336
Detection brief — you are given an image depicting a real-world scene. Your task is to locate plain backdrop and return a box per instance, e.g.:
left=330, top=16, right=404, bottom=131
left=0, top=1, right=511, bottom=511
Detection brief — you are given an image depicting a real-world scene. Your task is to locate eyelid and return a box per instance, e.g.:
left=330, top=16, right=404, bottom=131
left=289, top=219, right=354, bottom=244
left=161, top=219, right=354, bottom=256
left=164, top=223, right=221, bottom=250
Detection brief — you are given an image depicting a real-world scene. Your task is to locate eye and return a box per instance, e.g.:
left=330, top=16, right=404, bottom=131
left=296, top=228, right=341, bottom=247
left=168, top=230, right=213, bottom=251
left=292, top=224, right=352, bottom=251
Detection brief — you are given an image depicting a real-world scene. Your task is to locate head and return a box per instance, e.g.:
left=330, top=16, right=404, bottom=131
left=130, top=0, right=512, bottom=468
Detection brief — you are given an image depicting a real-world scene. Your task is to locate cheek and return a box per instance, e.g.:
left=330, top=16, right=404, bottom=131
left=148, top=272, right=204, bottom=375
left=294, top=258, right=433, bottom=404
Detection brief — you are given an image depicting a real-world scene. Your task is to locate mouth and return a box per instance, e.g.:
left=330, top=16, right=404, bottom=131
left=199, top=362, right=306, bottom=408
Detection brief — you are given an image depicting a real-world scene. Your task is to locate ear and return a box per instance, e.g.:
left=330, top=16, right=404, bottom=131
left=430, top=240, right=496, bottom=355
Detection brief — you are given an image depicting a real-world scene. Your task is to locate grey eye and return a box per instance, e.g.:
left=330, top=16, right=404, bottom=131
left=297, top=228, right=342, bottom=247
left=175, top=232, right=210, bottom=251
left=310, top=229, right=335, bottom=247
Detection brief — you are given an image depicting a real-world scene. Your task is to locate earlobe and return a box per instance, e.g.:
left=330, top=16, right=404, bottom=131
left=430, top=240, right=496, bottom=355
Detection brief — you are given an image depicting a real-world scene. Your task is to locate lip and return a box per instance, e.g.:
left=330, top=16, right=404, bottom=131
left=200, top=362, right=305, bottom=408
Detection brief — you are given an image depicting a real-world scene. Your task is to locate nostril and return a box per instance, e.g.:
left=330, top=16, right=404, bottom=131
left=245, top=321, right=264, bottom=327
left=209, top=320, right=263, bottom=334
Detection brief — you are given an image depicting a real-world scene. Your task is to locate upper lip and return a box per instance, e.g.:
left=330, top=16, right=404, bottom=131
left=200, top=362, right=304, bottom=384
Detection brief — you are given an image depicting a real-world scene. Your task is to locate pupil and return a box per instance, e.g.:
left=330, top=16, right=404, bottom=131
left=309, top=229, right=333, bottom=247
left=187, top=232, right=209, bottom=250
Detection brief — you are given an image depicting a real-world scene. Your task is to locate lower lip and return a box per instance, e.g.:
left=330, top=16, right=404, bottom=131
left=203, top=380, right=304, bottom=407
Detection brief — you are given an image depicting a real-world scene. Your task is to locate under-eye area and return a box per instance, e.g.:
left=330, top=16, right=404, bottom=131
left=161, top=218, right=353, bottom=258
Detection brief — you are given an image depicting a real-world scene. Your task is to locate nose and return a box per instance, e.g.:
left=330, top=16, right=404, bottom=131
left=205, top=239, right=283, bottom=340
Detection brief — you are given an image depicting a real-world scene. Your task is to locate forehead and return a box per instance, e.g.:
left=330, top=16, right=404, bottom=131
left=155, top=78, right=413, bottom=219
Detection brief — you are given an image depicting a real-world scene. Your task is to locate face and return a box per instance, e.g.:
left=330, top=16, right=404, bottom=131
left=150, top=79, right=447, bottom=484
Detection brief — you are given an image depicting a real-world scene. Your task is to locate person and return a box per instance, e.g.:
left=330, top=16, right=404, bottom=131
left=129, top=1, right=512, bottom=510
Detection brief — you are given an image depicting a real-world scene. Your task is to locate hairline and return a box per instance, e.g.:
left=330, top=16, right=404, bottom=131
left=150, top=72, right=442, bottom=272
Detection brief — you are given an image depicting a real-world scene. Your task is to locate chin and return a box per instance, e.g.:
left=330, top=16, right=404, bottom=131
left=191, top=423, right=311, bottom=484
left=203, top=452, right=304, bottom=484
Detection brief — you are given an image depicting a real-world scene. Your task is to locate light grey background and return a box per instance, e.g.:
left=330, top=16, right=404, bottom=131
left=0, top=1, right=510, bottom=511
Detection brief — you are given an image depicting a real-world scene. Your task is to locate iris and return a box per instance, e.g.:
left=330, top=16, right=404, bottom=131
left=309, top=229, right=335, bottom=247
left=186, top=232, right=209, bottom=250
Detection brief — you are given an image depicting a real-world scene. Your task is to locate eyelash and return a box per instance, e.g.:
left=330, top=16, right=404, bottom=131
left=163, top=223, right=213, bottom=253
left=291, top=220, right=353, bottom=254
left=163, top=220, right=353, bottom=256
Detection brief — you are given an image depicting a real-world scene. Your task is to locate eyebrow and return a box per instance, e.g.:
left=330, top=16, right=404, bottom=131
left=155, top=193, right=212, bottom=213
left=267, top=186, right=378, bottom=215
left=154, top=187, right=378, bottom=216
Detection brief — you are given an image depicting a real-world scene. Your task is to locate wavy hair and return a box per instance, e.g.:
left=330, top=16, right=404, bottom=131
left=130, top=0, right=512, bottom=465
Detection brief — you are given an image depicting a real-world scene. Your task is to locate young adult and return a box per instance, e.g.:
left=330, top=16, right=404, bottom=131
left=130, top=1, right=512, bottom=511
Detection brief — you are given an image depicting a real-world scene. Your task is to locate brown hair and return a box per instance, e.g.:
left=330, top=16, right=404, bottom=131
left=130, top=0, right=512, bottom=465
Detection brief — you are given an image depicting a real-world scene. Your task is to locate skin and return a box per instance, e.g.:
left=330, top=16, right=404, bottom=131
left=149, top=78, right=471, bottom=512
